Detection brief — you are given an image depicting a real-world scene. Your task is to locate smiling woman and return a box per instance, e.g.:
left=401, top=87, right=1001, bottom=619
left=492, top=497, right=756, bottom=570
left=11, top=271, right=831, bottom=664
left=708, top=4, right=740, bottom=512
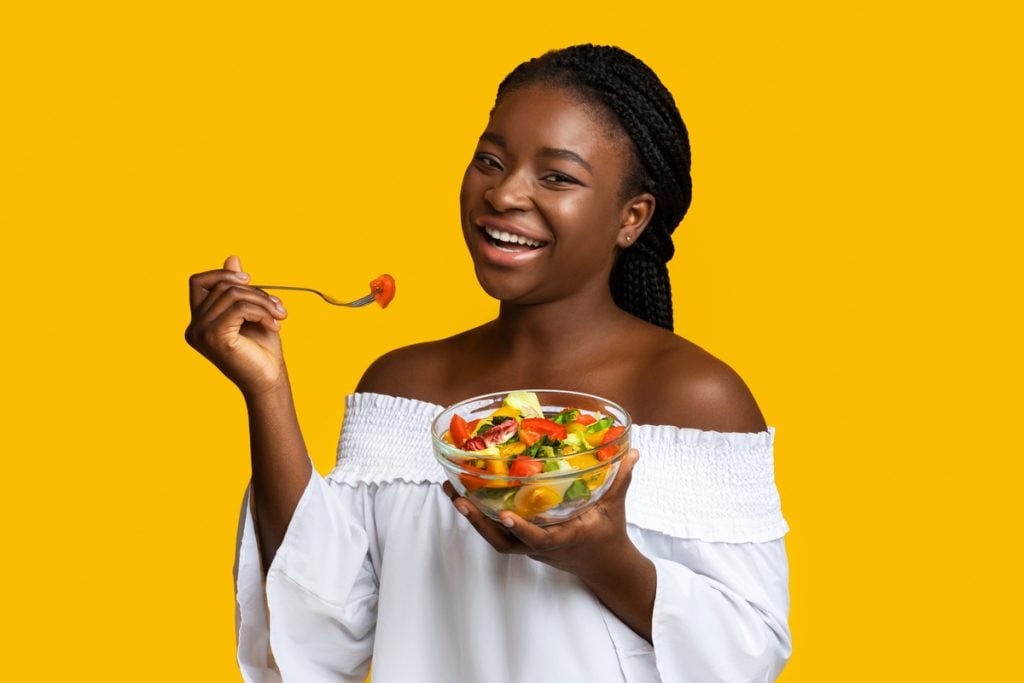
left=186, top=44, right=790, bottom=682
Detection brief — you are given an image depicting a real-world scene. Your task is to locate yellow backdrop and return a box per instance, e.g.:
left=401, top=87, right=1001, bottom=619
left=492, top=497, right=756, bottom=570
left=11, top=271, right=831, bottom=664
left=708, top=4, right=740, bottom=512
left=2, top=1, right=1020, bottom=680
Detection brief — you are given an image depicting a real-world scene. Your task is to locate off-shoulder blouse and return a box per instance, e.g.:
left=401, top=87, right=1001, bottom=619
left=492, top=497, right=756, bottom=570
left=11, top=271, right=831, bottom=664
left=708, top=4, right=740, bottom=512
left=235, top=393, right=791, bottom=682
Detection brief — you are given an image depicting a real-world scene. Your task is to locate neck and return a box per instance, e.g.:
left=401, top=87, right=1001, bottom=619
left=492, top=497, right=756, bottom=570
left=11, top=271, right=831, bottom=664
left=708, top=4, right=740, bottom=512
left=487, top=282, right=631, bottom=366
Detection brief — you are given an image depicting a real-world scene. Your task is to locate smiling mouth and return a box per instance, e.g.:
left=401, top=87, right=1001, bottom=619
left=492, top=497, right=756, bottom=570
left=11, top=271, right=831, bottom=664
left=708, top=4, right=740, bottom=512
left=480, top=225, right=548, bottom=252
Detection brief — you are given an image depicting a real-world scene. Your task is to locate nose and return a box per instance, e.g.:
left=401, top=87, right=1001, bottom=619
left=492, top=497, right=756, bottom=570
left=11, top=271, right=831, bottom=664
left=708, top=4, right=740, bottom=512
left=484, top=169, right=532, bottom=212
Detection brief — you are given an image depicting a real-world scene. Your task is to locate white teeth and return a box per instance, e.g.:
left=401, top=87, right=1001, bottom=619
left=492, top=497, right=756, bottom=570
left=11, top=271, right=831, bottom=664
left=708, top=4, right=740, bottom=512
left=483, top=225, right=544, bottom=248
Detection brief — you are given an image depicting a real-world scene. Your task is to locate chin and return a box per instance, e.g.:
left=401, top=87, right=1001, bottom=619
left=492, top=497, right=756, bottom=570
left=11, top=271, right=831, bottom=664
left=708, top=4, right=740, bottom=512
left=473, top=264, right=542, bottom=304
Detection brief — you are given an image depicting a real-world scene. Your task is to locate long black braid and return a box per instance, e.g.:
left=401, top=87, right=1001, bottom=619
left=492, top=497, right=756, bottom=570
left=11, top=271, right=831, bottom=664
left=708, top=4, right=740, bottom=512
left=495, top=44, right=692, bottom=331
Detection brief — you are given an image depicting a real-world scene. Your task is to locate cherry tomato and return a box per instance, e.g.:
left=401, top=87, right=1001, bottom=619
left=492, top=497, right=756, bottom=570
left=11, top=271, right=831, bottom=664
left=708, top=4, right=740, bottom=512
left=370, top=274, right=396, bottom=308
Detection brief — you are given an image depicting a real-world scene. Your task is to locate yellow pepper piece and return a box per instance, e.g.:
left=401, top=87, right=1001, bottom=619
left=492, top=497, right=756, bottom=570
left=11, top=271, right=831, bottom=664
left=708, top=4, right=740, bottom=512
left=567, top=454, right=599, bottom=469
left=485, top=459, right=508, bottom=476
left=567, top=423, right=588, bottom=441
left=499, top=441, right=527, bottom=457
left=482, top=457, right=513, bottom=487
left=585, top=428, right=608, bottom=447
left=514, top=485, right=562, bottom=517
left=489, top=406, right=521, bottom=420
left=568, top=454, right=607, bottom=490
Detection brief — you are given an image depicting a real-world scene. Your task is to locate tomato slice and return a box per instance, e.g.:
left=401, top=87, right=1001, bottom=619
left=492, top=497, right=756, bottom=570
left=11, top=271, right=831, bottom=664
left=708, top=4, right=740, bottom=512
left=576, top=414, right=597, bottom=426
left=519, top=418, right=567, bottom=441
left=450, top=414, right=470, bottom=449
left=509, top=456, right=544, bottom=477
left=370, top=274, right=396, bottom=308
left=458, top=464, right=489, bottom=491
left=597, top=426, right=626, bottom=461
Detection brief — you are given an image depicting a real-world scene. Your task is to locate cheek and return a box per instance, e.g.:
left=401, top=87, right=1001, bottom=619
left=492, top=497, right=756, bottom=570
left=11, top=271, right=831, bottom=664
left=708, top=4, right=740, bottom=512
left=459, top=168, right=486, bottom=219
left=554, top=195, right=622, bottom=243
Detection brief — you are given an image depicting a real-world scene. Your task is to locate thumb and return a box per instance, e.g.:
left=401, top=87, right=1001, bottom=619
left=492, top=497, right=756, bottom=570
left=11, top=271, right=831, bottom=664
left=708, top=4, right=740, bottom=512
left=224, top=255, right=243, bottom=272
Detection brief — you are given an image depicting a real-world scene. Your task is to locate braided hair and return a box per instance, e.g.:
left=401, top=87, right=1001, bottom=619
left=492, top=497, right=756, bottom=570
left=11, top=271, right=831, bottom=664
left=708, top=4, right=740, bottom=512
left=495, top=45, right=692, bottom=331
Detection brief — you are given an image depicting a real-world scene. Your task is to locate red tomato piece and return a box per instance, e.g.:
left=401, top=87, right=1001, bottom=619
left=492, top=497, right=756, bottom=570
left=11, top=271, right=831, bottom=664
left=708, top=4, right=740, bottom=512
left=519, top=418, right=567, bottom=441
left=509, top=457, right=544, bottom=477
left=518, top=427, right=540, bottom=446
left=597, top=426, right=626, bottom=461
left=459, top=464, right=489, bottom=491
left=576, top=414, right=597, bottom=426
left=370, top=274, right=396, bottom=308
left=449, top=414, right=470, bottom=448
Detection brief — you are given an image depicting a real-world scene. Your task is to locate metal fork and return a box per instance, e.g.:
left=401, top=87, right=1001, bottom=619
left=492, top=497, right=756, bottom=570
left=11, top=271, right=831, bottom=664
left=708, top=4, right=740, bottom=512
left=251, top=285, right=378, bottom=307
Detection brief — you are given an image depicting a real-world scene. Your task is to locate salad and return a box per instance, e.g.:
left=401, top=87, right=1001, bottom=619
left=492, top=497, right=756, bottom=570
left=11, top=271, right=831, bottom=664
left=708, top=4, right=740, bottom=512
left=440, top=391, right=627, bottom=519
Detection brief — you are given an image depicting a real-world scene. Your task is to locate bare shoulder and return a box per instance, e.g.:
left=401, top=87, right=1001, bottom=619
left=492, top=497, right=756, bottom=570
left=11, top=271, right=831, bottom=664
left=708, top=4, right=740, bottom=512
left=631, top=327, right=767, bottom=433
left=355, top=327, right=482, bottom=406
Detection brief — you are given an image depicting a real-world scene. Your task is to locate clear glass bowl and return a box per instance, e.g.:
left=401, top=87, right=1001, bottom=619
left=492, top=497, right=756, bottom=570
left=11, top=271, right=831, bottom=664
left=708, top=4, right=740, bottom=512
left=432, top=390, right=632, bottom=525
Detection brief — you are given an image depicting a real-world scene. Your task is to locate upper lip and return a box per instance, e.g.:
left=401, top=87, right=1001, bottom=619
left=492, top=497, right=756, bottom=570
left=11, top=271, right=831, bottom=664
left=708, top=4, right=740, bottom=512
left=474, top=216, right=550, bottom=244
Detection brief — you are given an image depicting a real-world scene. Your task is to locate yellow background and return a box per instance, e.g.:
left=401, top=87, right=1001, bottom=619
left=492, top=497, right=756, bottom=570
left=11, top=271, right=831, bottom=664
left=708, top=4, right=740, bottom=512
left=2, top=1, right=1020, bottom=680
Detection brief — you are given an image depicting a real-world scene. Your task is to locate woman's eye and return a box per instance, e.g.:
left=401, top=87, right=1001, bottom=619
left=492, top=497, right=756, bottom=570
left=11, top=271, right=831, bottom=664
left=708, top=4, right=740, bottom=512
left=474, top=153, right=502, bottom=170
left=542, top=172, right=578, bottom=185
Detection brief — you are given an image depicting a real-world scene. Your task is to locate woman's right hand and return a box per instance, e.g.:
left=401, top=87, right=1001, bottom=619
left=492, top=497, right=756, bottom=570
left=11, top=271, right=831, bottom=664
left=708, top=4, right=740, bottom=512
left=185, top=255, right=290, bottom=397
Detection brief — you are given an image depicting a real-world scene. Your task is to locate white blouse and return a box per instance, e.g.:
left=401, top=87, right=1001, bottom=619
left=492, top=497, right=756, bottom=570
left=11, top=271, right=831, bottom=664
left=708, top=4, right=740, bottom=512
left=235, top=393, right=792, bottom=683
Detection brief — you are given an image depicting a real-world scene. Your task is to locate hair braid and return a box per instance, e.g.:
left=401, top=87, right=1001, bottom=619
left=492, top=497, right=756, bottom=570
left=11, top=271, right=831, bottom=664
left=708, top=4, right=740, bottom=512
left=496, top=44, right=692, bottom=330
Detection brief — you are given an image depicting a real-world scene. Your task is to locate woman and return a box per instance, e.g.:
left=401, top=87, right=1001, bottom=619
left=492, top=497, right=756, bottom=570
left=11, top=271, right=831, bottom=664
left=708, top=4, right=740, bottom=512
left=187, top=45, right=791, bottom=682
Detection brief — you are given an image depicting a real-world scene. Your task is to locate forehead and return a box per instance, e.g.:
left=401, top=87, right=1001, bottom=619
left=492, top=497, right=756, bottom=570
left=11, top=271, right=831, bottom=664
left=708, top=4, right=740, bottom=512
left=485, top=85, right=627, bottom=159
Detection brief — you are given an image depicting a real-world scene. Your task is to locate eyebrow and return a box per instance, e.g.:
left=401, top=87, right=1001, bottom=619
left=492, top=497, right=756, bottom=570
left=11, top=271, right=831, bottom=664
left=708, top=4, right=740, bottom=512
left=480, top=132, right=593, bottom=173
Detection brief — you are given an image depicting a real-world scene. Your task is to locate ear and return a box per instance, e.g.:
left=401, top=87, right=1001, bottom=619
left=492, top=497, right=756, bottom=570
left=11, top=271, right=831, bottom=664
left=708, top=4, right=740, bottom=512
left=616, top=193, right=656, bottom=248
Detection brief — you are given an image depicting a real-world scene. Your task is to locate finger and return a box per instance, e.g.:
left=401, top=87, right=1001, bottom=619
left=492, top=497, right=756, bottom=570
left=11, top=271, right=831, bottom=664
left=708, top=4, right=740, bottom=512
left=496, top=511, right=561, bottom=551
left=203, top=296, right=286, bottom=344
left=205, top=299, right=283, bottom=345
left=189, top=268, right=251, bottom=310
left=224, top=255, right=243, bottom=272
left=196, top=281, right=286, bottom=323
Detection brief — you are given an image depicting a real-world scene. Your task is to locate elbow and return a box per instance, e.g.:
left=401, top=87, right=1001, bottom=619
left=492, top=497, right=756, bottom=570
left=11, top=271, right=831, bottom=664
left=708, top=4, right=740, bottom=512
left=727, top=615, right=792, bottom=683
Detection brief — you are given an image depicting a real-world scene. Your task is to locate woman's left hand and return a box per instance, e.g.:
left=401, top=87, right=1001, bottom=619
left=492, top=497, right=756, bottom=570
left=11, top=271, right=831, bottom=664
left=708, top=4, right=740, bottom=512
left=442, top=448, right=643, bottom=581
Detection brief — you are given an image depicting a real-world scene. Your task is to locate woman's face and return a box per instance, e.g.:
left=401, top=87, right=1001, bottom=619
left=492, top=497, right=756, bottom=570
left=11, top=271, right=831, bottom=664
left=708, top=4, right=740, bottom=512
left=460, top=84, right=650, bottom=305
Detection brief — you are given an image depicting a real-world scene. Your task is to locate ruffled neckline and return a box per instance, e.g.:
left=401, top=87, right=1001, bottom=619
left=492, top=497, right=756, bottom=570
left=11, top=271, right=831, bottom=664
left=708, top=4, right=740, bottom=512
left=346, top=391, right=775, bottom=446
left=329, top=392, right=787, bottom=542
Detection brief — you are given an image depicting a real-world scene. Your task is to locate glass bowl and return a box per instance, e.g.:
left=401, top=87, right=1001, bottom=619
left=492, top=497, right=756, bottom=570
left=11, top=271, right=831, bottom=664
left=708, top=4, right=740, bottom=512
left=432, top=390, right=631, bottom=525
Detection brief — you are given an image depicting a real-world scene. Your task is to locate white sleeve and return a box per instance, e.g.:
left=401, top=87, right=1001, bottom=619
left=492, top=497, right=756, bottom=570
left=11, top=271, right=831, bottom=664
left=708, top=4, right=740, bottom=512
left=648, top=533, right=790, bottom=683
left=234, top=469, right=379, bottom=683
left=602, top=529, right=790, bottom=683
left=617, top=426, right=791, bottom=682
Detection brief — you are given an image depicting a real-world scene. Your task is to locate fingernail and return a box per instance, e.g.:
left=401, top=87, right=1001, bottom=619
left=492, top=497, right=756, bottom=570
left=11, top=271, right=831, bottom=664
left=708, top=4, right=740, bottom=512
left=269, top=295, right=281, bottom=304
left=235, top=271, right=250, bottom=280
left=455, top=505, right=469, bottom=517
left=275, top=303, right=286, bottom=314
left=501, top=517, right=515, bottom=528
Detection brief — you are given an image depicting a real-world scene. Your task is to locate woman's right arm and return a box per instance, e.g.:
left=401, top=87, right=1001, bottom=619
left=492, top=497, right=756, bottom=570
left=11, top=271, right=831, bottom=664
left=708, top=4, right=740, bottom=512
left=185, top=255, right=312, bottom=573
